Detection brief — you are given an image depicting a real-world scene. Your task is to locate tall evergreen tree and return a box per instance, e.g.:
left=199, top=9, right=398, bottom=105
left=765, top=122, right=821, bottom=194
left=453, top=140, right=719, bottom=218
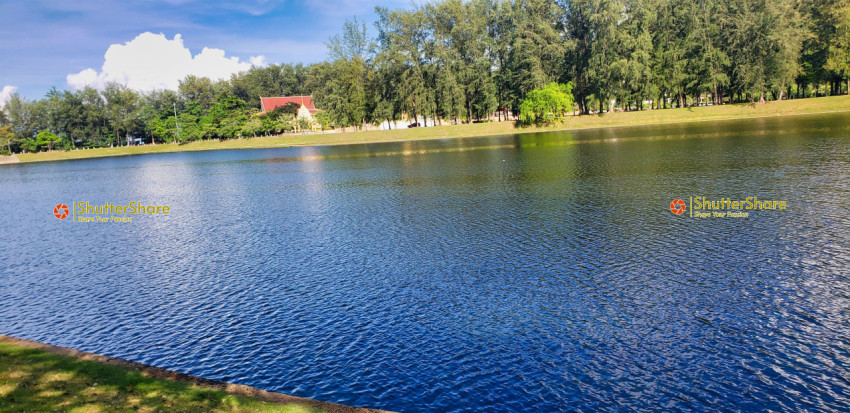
left=430, top=0, right=498, bottom=121
left=825, top=0, right=850, bottom=93
left=376, top=7, right=435, bottom=126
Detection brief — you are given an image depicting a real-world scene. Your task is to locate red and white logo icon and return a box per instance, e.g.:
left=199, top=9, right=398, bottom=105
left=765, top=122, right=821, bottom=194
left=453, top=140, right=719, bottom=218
left=54, top=204, right=69, bottom=219
left=670, top=199, right=686, bottom=215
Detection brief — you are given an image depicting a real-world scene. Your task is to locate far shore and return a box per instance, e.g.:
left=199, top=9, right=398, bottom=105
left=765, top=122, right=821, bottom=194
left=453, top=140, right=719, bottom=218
left=6, top=95, right=850, bottom=164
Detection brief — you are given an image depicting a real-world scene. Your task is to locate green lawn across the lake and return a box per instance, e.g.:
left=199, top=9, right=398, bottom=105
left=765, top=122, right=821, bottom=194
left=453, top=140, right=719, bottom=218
left=8, top=95, right=850, bottom=164
left=0, top=337, right=370, bottom=413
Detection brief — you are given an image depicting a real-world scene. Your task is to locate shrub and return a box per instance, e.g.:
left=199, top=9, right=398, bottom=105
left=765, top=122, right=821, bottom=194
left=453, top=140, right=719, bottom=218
left=518, top=82, right=575, bottom=126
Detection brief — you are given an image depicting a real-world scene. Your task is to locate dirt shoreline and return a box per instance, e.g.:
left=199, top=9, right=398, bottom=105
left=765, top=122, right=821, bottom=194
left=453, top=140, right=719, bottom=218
left=0, top=334, right=389, bottom=413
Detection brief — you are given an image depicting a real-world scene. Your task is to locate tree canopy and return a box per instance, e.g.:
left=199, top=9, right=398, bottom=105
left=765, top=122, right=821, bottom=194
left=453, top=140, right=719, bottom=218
left=518, top=82, right=576, bottom=124
left=1, top=0, right=848, bottom=154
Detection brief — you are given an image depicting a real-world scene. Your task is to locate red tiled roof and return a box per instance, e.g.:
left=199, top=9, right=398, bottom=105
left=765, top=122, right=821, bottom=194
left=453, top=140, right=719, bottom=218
left=260, top=96, right=316, bottom=112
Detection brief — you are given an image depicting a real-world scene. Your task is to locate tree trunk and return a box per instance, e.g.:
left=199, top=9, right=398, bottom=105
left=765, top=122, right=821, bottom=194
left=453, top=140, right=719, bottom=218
left=759, top=92, right=766, bottom=104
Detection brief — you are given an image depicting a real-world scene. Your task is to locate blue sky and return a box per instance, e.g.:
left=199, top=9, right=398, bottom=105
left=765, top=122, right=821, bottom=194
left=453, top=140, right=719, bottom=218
left=0, top=0, right=408, bottom=100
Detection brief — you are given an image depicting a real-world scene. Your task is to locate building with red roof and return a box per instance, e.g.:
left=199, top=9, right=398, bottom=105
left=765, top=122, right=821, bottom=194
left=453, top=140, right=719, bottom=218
left=260, top=96, right=318, bottom=121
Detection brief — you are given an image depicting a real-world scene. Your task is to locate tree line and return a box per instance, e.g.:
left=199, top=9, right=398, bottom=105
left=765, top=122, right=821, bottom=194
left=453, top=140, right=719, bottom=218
left=1, top=0, right=848, bottom=154
left=0, top=66, right=321, bottom=154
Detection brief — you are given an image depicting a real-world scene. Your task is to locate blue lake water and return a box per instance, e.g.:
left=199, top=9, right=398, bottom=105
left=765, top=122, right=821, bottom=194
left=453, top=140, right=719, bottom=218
left=1, top=113, right=849, bottom=411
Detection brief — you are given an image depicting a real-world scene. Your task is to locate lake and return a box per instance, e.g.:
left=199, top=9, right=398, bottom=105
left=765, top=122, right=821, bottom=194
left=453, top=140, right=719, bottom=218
left=1, top=113, right=849, bottom=411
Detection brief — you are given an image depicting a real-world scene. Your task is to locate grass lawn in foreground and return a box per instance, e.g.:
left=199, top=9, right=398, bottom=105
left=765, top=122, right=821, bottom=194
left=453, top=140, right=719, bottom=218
left=0, top=341, right=320, bottom=413
left=11, top=95, right=850, bottom=164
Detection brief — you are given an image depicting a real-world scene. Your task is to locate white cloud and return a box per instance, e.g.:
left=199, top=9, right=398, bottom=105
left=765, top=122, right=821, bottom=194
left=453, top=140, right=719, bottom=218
left=66, top=32, right=266, bottom=91
left=0, top=85, right=17, bottom=108
left=250, top=55, right=267, bottom=67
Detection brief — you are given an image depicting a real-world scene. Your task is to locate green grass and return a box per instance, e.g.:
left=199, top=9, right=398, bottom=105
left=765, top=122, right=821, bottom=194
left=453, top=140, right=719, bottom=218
left=11, top=95, right=850, bottom=164
left=0, top=341, right=320, bottom=412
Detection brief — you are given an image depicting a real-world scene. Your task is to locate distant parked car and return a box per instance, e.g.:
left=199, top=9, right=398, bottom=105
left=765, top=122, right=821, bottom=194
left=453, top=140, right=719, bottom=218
left=407, top=122, right=421, bottom=128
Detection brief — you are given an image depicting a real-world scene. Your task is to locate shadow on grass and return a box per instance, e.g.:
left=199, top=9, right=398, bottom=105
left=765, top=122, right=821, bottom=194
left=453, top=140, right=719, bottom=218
left=0, top=343, right=317, bottom=412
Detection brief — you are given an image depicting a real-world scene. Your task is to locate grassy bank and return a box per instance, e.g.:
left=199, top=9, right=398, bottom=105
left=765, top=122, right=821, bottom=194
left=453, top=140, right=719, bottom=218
left=11, top=95, right=850, bottom=164
left=0, top=337, right=370, bottom=412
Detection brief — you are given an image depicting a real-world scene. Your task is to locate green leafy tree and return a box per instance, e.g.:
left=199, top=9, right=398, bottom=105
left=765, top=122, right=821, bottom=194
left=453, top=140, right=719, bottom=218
left=103, top=82, right=142, bottom=146
left=20, top=137, right=38, bottom=153
left=825, top=0, right=850, bottom=93
left=178, top=75, right=216, bottom=110
left=313, top=111, right=335, bottom=130
left=610, top=0, right=655, bottom=110
left=198, top=94, right=248, bottom=140
left=376, top=6, right=435, bottom=126
left=311, top=18, right=373, bottom=131
left=271, top=102, right=300, bottom=116
left=429, top=0, right=498, bottom=122
left=0, top=125, right=12, bottom=155
left=566, top=0, right=627, bottom=113
left=689, top=0, right=731, bottom=105
left=767, top=0, right=809, bottom=100
left=4, top=93, right=41, bottom=146
left=241, top=117, right=263, bottom=138
left=229, top=64, right=314, bottom=109
left=36, top=129, right=61, bottom=151
left=508, top=0, right=566, bottom=103
left=3, top=0, right=847, bottom=151
left=518, top=82, right=575, bottom=124
left=76, top=87, right=110, bottom=147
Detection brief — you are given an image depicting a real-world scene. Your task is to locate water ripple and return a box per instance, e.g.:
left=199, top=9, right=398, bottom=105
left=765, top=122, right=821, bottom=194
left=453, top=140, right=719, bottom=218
left=1, top=113, right=849, bottom=411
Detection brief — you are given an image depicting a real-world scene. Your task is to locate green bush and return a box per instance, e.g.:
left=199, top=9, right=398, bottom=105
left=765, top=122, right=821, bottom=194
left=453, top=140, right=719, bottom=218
left=518, top=82, right=575, bottom=126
